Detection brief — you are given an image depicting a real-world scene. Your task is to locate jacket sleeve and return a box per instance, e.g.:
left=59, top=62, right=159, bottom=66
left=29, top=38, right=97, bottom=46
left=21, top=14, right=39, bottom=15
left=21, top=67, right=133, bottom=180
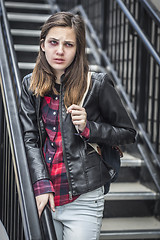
left=19, top=75, right=50, bottom=184
left=88, top=74, right=136, bottom=146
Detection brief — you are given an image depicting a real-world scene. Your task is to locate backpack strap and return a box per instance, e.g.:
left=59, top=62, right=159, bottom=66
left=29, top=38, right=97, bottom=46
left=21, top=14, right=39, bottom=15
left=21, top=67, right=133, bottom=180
left=79, top=71, right=92, bottom=107
left=75, top=72, right=100, bottom=154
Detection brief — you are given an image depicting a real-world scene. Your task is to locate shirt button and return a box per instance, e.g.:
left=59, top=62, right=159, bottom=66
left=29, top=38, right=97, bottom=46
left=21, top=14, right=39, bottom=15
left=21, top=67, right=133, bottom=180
left=53, top=111, right=56, bottom=115
left=53, top=127, right=56, bottom=131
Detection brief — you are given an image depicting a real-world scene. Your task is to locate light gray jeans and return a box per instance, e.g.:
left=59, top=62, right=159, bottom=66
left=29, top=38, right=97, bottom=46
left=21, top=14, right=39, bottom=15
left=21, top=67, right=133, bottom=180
left=51, top=187, right=104, bottom=240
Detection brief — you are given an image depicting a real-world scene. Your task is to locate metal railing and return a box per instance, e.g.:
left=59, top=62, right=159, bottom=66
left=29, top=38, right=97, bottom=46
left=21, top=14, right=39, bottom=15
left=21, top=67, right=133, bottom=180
left=105, top=0, right=160, bottom=153
left=0, top=0, right=57, bottom=239
left=99, top=0, right=160, bottom=190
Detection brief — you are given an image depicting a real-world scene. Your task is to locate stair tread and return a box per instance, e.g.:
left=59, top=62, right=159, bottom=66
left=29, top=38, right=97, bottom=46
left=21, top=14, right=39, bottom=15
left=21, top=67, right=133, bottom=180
left=7, top=12, right=51, bottom=22
left=12, top=29, right=41, bottom=36
left=105, top=182, right=159, bottom=200
left=121, top=152, right=143, bottom=167
left=15, top=44, right=39, bottom=51
left=101, top=217, right=160, bottom=231
left=5, top=2, right=51, bottom=10
left=109, top=182, right=155, bottom=193
left=18, top=62, right=35, bottom=69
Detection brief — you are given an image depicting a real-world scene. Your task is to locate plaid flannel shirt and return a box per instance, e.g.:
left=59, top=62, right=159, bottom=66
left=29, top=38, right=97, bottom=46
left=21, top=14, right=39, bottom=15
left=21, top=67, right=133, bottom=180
left=33, top=86, right=90, bottom=206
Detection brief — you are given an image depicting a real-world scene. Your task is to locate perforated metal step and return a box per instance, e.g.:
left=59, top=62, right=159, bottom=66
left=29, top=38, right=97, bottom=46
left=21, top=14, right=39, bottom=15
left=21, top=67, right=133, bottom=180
left=106, top=182, right=160, bottom=200
left=100, top=217, right=160, bottom=239
left=7, top=12, right=50, bottom=22
left=5, top=1, right=51, bottom=10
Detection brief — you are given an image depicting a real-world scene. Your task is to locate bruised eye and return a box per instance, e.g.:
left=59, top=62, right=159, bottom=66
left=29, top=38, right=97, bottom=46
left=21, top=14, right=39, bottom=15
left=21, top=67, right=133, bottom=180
left=50, top=40, right=58, bottom=45
left=65, top=42, right=74, bottom=47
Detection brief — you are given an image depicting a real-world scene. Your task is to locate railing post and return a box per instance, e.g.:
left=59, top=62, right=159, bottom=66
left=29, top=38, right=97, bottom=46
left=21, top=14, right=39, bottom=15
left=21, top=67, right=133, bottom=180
left=137, top=3, right=150, bottom=123
left=101, top=0, right=108, bottom=66
left=101, top=0, right=109, bottom=50
left=0, top=89, right=3, bottom=220
left=41, top=206, right=57, bottom=240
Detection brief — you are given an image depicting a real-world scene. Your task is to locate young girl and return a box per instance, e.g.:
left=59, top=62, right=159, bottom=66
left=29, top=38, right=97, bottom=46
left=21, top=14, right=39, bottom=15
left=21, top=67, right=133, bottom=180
left=19, top=12, right=136, bottom=240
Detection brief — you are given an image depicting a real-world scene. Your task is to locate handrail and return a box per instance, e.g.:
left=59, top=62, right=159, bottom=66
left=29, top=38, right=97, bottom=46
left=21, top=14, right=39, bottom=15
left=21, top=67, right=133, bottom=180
left=73, top=3, right=160, bottom=68
left=115, top=0, right=160, bottom=67
left=0, top=23, right=42, bottom=239
left=141, top=0, right=160, bottom=26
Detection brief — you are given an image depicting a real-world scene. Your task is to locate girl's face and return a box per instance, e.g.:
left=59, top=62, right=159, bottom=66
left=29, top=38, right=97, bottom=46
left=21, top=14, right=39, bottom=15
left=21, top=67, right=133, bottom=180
left=41, top=26, right=77, bottom=81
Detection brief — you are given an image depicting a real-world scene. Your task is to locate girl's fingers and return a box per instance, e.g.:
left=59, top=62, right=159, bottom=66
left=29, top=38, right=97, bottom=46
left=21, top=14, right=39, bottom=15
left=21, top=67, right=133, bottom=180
left=38, top=201, right=46, bottom=217
left=49, top=193, right=55, bottom=212
left=67, top=104, right=82, bottom=112
left=36, top=193, right=55, bottom=217
left=67, top=104, right=87, bottom=131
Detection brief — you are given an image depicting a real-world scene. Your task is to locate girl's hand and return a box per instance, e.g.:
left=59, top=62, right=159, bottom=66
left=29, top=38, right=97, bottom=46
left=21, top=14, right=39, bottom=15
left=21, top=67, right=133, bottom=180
left=36, top=193, right=55, bottom=217
left=67, top=104, right=87, bottom=132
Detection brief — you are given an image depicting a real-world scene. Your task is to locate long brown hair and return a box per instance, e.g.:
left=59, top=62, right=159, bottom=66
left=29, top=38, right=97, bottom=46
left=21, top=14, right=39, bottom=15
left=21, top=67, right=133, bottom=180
left=30, top=12, right=89, bottom=107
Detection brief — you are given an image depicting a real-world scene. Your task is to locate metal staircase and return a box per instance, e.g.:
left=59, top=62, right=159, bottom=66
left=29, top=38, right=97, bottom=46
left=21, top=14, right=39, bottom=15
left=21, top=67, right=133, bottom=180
left=3, top=0, right=160, bottom=239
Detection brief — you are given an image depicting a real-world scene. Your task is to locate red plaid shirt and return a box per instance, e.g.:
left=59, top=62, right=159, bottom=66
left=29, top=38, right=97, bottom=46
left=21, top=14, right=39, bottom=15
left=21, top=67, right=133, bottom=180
left=33, top=86, right=90, bottom=206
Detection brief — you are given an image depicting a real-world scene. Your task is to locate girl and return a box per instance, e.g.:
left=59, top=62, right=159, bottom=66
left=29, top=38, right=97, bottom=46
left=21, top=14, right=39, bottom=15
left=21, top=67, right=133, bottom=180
left=19, top=12, right=136, bottom=240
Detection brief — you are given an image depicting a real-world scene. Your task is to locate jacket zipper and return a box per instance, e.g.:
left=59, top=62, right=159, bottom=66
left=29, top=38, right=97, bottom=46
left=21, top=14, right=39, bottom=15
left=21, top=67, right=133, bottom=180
left=59, top=82, right=73, bottom=200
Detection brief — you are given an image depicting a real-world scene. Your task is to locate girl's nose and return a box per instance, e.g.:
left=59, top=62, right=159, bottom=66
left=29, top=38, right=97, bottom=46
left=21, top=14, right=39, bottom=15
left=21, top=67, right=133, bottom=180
left=56, top=44, right=64, bottom=55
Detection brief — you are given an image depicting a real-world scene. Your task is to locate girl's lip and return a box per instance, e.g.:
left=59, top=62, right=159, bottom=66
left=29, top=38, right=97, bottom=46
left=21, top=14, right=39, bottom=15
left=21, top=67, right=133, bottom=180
left=54, top=58, right=65, bottom=63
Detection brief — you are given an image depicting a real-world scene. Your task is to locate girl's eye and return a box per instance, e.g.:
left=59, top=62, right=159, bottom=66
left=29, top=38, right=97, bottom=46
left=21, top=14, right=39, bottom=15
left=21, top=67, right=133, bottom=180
left=51, top=40, right=58, bottom=45
left=65, top=42, right=73, bottom=47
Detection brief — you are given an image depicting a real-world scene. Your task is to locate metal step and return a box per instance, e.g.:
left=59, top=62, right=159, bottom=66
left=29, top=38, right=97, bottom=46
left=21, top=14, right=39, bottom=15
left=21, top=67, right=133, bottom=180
left=5, top=1, right=51, bottom=10
left=6, top=0, right=46, bottom=2
left=121, top=152, right=144, bottom=167
left=18, top=62, right=35, bottom=69
left=100, top=217, right=160, bottom=239
left=15, top=44, right=39, bottom=52
left=7, top=12, right=50, bottom=22
left=105, top=182, right=160, bottom=200
left=11, top=29, right=41, bottom=36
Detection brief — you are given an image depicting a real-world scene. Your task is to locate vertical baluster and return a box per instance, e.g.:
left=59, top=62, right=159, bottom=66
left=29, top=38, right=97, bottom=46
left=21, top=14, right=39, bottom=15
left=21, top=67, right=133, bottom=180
left=10, top=161, right=14, bottom=239
left=7, top=146, right=11, bottom=238
left=13, top=181, right=17, bottom=240
left=156, top=69, right=160, bottom=154
left=4, top=127, right=8, bottom=232
left=130, top=1, right=136, bottom=104
left=118, top=6, right=122, bottom=77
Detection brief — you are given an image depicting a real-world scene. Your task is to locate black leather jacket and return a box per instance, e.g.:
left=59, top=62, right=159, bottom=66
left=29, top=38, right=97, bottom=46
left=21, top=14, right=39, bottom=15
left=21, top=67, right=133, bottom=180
left=19, top=72, right=136, bottom=196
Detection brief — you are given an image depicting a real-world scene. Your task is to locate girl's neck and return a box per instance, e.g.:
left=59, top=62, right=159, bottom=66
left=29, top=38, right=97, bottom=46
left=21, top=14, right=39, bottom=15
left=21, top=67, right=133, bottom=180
left=55, top=71, right=64, bottom=84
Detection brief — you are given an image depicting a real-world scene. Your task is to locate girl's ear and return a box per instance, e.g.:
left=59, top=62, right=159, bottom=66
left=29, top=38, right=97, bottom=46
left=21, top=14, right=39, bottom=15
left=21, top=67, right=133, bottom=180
left=40, top=40, right=45, bottom=52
